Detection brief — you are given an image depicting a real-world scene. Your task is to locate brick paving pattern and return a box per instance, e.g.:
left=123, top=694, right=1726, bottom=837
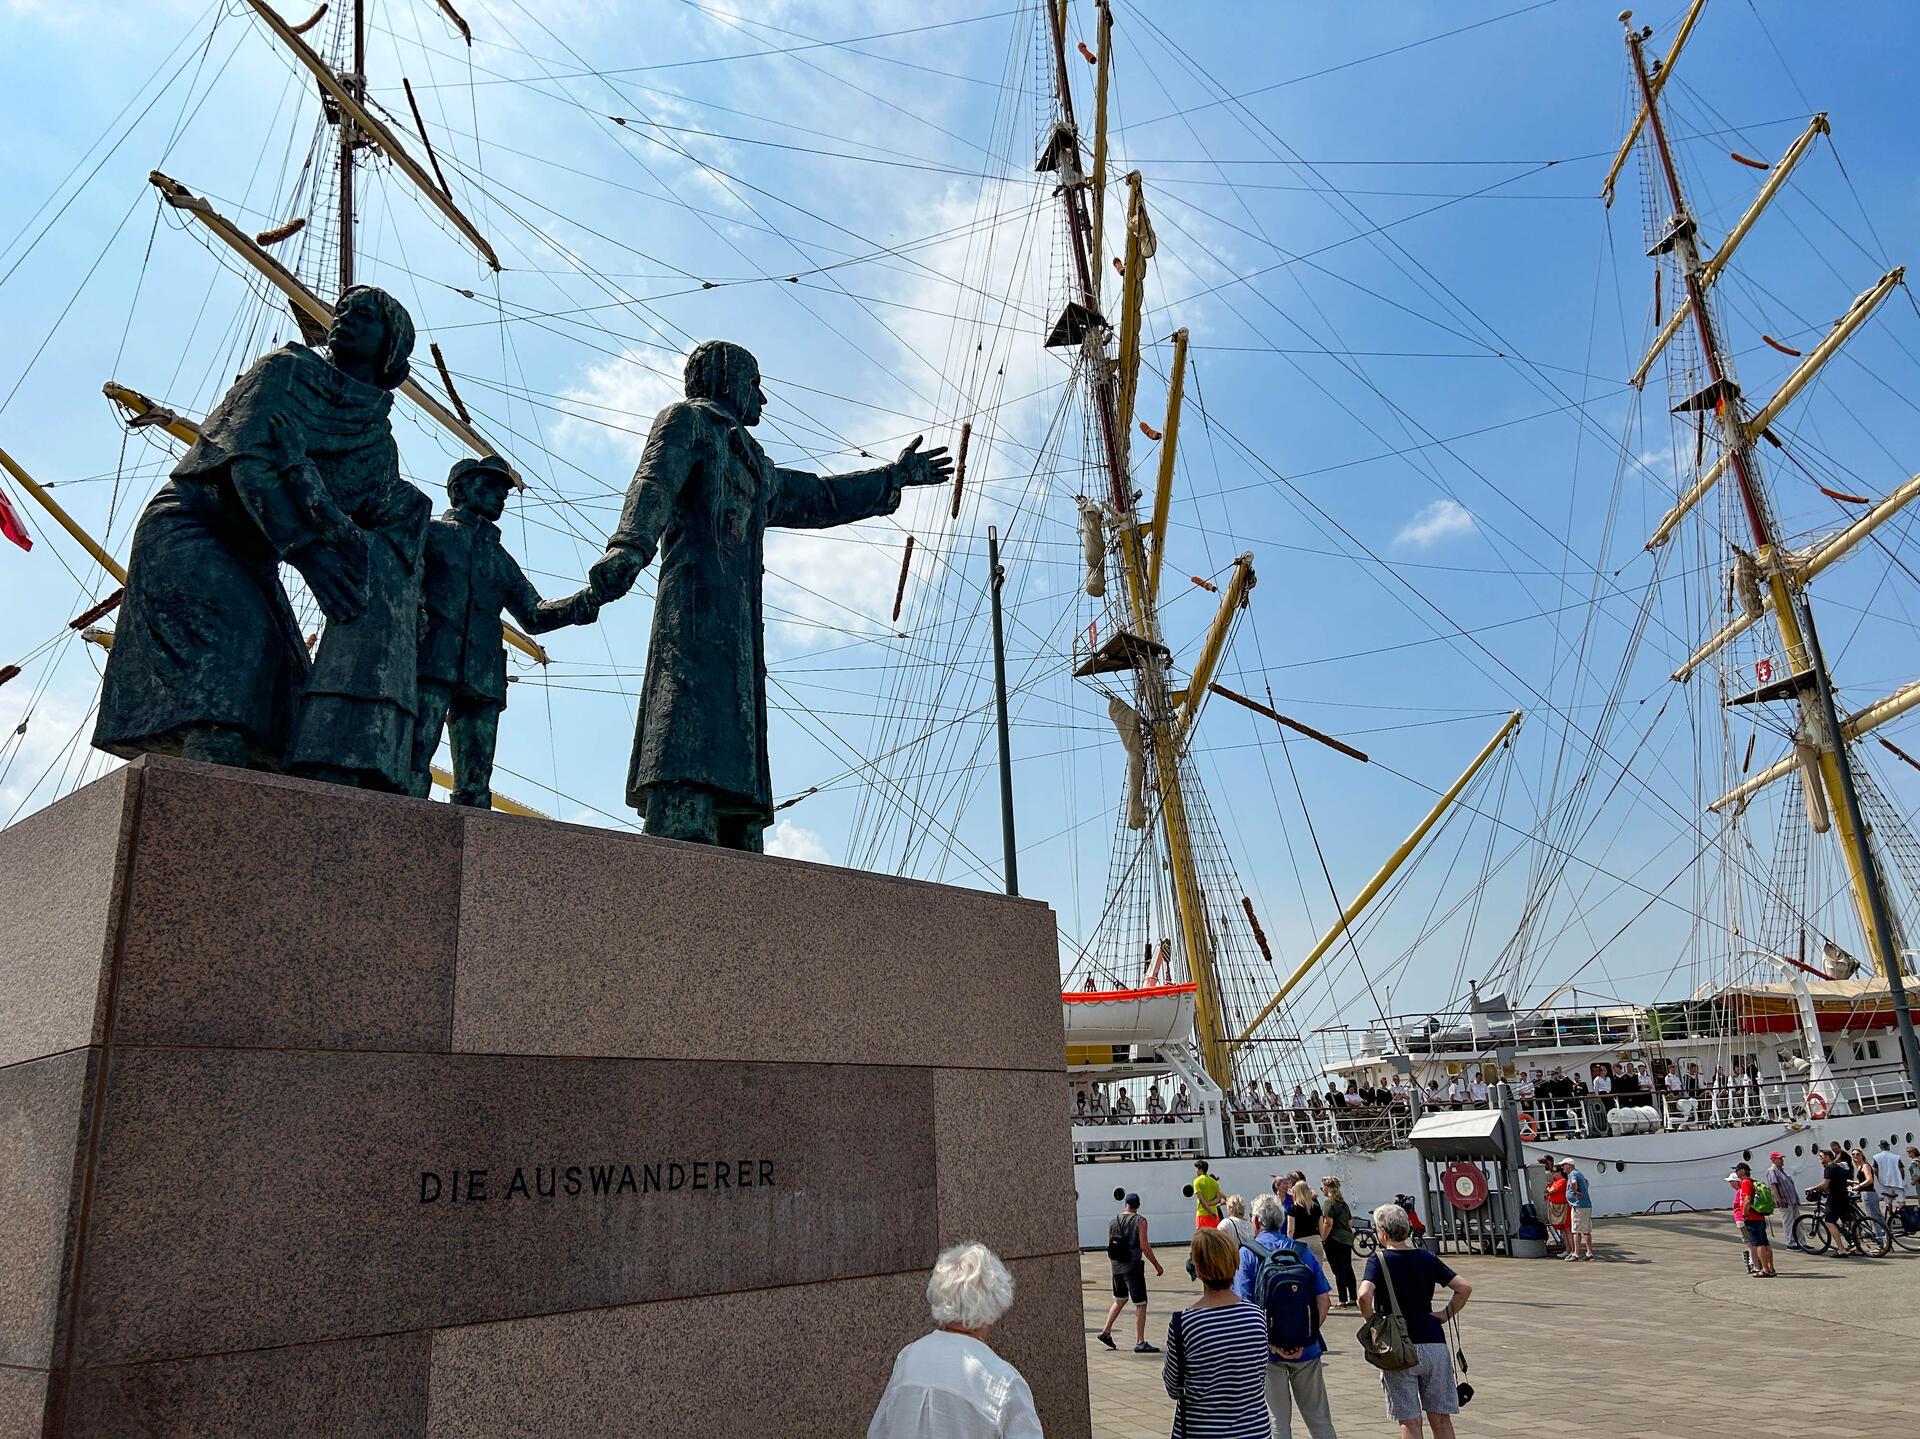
left=1078, top=1214, right=1917, bottom=1438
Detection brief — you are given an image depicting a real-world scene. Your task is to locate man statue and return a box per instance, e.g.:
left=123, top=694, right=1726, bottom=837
left=587, top=340, right=951, bottom=849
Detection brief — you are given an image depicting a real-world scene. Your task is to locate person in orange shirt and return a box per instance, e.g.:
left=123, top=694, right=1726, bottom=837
left=1544, top=1159, right=1570, bottom=1252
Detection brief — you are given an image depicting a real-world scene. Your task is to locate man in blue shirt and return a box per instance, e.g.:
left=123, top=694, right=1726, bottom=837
left=1560, top=1157, right=1595, bottom=1261
left=1235, top=1192, right=1337, bottom=1439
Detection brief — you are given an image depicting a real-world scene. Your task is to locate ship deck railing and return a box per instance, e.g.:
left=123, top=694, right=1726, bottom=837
left=1066, top=1066, right=1916, bottom=1165
left=1071, top=1116, right=1206, bottom=1162
left=1308, top=1005, right=1756, bottom=1071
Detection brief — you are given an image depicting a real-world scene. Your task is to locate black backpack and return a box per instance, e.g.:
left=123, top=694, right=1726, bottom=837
left=1107, top=1212, right=1140, bottom=1265
left=1244, top=1240, right=1319, bottom=1353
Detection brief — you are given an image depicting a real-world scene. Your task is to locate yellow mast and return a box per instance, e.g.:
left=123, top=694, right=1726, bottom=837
left=1231, top=710, right=1523, bottom=1047
left=1145, top=327, right=1188, bottom=605
left=1045, top=2, right=1243, bottom=1086
left=0, top=444, right=127, bottom=582
left=1620, top=10, right=1920, bottom=1098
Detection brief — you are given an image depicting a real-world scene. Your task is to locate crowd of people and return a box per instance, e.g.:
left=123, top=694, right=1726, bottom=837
left=1091, top=1162, right=1468, bottom=1439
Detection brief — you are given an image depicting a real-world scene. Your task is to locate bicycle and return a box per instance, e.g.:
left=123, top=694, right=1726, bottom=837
left=1884, top=1199, right=1920, bottom=1253
left=1793, top=1209, right=1892, bottom=1257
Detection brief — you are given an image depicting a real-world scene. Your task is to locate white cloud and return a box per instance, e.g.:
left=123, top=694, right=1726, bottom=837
left=0, top=686, right=120, bottom=821
left=1393, top=498, right=1476, bottom=548
left=554, top=347, right=685, bottom=464
left=764, top=818, right=830, bottom=863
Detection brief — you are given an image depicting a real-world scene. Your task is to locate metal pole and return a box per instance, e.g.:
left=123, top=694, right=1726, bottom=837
left=1798, top=604, right=1920, bottom=1106
left=988, top=525, right=1018, bottom=897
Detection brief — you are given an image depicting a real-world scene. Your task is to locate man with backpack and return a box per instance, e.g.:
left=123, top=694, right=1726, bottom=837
left=1233, top=1192, right=1337, bottom=1439
left=1727, top=1161, right=1777, bottom=1276
left=1096, top=1192, right=1164, bottom=1354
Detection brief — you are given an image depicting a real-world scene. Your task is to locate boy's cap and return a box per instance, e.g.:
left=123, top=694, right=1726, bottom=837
left=449, top=454, right=520, bottom=489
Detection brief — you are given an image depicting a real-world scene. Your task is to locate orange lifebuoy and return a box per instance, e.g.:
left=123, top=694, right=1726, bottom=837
left=1807, top=1093, right=1828, bottom=1119
left=1518, top=1111, right=1537, bottom=1141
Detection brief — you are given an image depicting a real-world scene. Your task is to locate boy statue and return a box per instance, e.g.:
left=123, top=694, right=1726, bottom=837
left=409, top=455, right=599, bottom=808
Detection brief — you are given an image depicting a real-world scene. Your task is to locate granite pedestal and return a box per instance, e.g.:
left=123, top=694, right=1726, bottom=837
left=1, top=757, right=1088, bottom=1437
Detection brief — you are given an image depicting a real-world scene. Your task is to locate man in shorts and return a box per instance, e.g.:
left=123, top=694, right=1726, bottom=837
left=1096, top=1192, right=1163, bottom=1353
left=1727, top=1162, right=1776, bottom=1276
left=1560, top=1158, right=1594, bottom=1260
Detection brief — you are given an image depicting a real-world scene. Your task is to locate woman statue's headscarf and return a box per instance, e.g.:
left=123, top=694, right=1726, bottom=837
left=332, top=284, right=416, bottom=390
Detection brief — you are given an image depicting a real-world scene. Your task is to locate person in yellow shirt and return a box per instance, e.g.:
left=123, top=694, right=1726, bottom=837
left=1192, top=1159, right=1224, bottom=1228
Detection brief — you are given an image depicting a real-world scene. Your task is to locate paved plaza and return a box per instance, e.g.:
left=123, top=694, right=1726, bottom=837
left=1079, top=1215, right=1917, bottom=1438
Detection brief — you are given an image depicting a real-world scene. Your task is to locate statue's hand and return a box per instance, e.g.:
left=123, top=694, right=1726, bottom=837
left=289, top=532, right=369, bottom=623
left=566, top=587, right=602, bottom=626
left=894, top=434, right=954, bottom=488
left=588, top=546, right=643, bottom=602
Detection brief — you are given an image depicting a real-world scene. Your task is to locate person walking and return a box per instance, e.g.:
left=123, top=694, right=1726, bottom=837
left=1870, top=1141, right=1906, bottom=1225
left=1194, top=1160, right=1226, bottom=1230
left=1358, top=1203, right=1471, bottom=1439
left=1559, top=1158, right=1594, bottom=1261
left=1763, top=1151, right=1802, bottom=1249
left=1234, top=1194, right=1336, bottom=1439
left=1726, top=1162, right=1776, bottom=1277
left=1097, top=1192, right=1164, bottom=1353
left=1319, top=1175, right=1359, bottom=1309
left=1164, top=1227, right=1271, bottom=1439
left=868, top=1243, right=1043, bottom=1438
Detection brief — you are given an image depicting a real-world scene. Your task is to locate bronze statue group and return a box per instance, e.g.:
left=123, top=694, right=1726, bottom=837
left=94, top=286, right=952, bottom=848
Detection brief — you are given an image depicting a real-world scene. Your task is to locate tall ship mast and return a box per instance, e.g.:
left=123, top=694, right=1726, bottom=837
left=1613, top=2, right=1920, bottom=1104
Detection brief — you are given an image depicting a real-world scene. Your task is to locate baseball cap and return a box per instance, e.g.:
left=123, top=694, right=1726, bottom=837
left=1769, top=1151, right=1784, bottom=1162
left=1125, top=1192, right=1142, bottom=1208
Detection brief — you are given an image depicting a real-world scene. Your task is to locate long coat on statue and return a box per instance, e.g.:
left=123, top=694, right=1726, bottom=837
left=606, top=398, right=906, bottom=819
left=95, top=343, right=407, bottom=767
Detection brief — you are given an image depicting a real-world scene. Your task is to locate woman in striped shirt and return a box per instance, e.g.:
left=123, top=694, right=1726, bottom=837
left=1163, top=1227, right=1270, bottom=1439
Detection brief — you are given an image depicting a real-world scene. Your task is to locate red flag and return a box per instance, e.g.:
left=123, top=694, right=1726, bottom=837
left=0, top=490, right=31, bottom=552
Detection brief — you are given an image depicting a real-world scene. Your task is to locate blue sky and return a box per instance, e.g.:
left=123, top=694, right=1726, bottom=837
left=5, top=1, right=1920, bottom=1045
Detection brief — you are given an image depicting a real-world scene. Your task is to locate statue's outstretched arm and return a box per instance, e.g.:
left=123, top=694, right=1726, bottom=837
left=768, top=435, right=952, bottom=530
left=502, top=549, right=599, bottom=633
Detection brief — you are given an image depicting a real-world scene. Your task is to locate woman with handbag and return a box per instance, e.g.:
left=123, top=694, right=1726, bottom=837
left=1357, top=1204, right=1472, bottom=1439
left=1162, top=1227, right=1270, bottom=1438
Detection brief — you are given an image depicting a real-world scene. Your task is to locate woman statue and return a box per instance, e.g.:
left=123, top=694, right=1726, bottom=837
left=95, top=285, right=426, bottom=787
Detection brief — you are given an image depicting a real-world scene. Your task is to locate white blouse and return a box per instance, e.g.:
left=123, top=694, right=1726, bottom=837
left=868, top=1330, right=1045, bottom=1439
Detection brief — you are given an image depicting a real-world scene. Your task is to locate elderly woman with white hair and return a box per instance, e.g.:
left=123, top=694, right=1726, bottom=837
left=867, top=1242, right=1044, bottom=1438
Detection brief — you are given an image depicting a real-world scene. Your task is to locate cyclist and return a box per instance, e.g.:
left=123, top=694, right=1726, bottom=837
left=1808, top=1146, right=1861, bottom=1256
